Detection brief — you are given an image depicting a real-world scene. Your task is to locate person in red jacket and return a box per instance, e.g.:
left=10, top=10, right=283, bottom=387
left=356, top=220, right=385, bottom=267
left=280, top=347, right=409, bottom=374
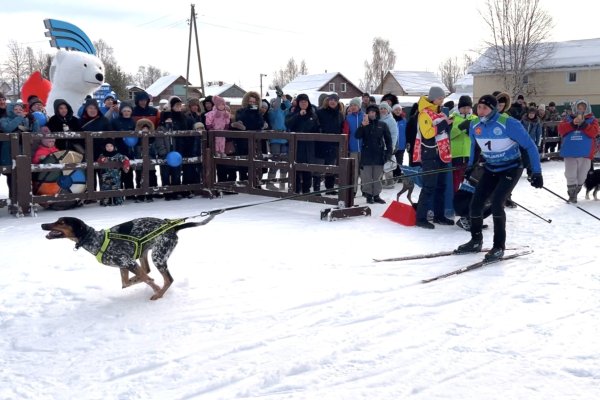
left=557, top=99, right=599, bottom=203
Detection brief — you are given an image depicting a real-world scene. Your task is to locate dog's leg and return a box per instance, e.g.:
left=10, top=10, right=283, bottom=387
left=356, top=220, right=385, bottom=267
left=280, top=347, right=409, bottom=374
left=407, top=187, right=414, bottom=206
left=129, top=265, right=161, bottom=294
left=396, top=186, right=407, bottom=202
left=120, top=266, right=149, bottom=288
left=149, top=266, right=174, bottom=301
left=594, top=186, right=599, bottom=200
left=141, top=250, right=151, bottom=274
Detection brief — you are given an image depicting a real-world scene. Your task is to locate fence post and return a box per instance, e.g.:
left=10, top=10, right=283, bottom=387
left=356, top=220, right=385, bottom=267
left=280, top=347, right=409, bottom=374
left=338, top=157, right=354, bottom=207
left=15, top=155, right=33, bottom=214
left=203, top=131, right=214, bottom=190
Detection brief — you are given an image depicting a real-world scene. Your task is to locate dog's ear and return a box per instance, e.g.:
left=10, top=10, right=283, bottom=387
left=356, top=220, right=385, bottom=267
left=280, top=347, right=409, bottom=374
left=61, top=217, right=88, bottom=238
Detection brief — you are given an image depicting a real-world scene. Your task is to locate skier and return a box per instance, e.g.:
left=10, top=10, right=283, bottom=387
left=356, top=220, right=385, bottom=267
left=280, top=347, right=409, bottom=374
left=455, top=95, right=544, bottom=261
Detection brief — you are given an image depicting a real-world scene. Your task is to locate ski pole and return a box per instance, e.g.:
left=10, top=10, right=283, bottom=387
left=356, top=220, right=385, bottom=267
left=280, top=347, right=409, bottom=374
left=510, top=199, right=552, bottom=223
left=543, top=186, right=600, bottom=222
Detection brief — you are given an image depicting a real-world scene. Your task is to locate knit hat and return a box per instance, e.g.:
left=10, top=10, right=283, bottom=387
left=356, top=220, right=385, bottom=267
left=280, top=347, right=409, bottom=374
left=84, top=97, right=99, bottom=112
left=538, top=103, right=546, bottom=111
left=492, top=91, right=501, bottom=97
left=458, top=95, right=473, bottom=109
left=427, top=86, right=446, bottom=102
left=104, top=137, right=115, bottom=147
left=392, top=104, right=403, bottom=112
left=261, top=99, right=270, bottom=110
left=28, top=96, right=43, bottom=108
left=349, top=97, right=361, bottom=108
left=517, top=94, right=525, bottom=100
left=548, top=101, right=556, bottom=107
left=327, top=93, right=339, bottom=102
left=527, top=106, right=537, bottom=114
left=0, top=92, right=5, bottom=100
left=169, top=96, right=182, bottom=109
left=443, top=101, right=455, bottom=110
left=478, top=94, right=498, bottom=110
left=378, top=102, right=392, bottom=114
left=212, top=95, right=225, bottom=108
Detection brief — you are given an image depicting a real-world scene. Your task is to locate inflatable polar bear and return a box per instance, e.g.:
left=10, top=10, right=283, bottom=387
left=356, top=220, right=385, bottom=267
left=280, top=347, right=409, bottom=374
left=46, top=50, right=105, bottom=117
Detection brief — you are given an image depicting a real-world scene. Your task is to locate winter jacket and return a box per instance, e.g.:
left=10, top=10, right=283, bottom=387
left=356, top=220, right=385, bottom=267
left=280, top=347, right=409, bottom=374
left=316, top=106, right=344, bottom=159
left=205, top=108, right=231, bottom=131
left=345, top=111, right=364, bottom=153
left=393, top=115, right=407, bottom=151
left=132, top=92, right=160, bottom=128
left=32, top=144, right=59, bottom=164
left=521, top=114, right=543, bottom=146
left=558, top=106, right=599, bottom=159
left=354, top=112, right=393, bottom=166
left=417, top=96, right=450, bottom=161
left=285, top=106, right=320, bottom=163
left=450, top=111, right=477, bottom=158
left=468, top=111, right=541, bottom=174
left=0, top=105, right=37, bottom=165
left=156, top=110, right=191, bottom=157
left=47, top=99, right=81, bottom=132
left=379, top=112, right=398, bottom=152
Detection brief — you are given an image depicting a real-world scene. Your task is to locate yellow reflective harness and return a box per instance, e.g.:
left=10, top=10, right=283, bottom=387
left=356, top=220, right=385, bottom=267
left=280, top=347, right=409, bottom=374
left=95, top=218, right=187, bottom=263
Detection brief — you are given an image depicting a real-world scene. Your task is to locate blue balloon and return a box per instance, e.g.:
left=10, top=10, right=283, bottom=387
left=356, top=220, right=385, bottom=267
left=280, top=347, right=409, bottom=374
left=166, top=151, right=183, bottom=167
left=123, top=136, right=138, bottom=147
left=32, top=111, right=47, bottom=126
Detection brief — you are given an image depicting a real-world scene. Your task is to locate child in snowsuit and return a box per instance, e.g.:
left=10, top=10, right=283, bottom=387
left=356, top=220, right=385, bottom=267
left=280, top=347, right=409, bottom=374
left=204, top=95, right=230, bottom=157
left=97, top=138, right=130, bottom=206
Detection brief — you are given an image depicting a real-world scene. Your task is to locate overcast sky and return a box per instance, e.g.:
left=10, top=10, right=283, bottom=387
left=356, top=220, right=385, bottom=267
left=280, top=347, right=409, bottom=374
left=2, top=0, right=600, bottom=95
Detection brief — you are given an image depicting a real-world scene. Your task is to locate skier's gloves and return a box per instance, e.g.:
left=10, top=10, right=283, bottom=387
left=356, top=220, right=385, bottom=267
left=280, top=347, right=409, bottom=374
left=529, top=172, right=544, bottom=189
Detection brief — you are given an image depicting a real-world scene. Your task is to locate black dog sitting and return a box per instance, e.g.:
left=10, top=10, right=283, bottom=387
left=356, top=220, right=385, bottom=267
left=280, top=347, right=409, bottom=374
left=585, top=164, right=600, bottom=200
left=41, top=215, right=215, bottom=300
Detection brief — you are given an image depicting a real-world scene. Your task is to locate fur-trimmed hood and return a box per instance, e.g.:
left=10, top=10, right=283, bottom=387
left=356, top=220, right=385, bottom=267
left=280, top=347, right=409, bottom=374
left=496, top=92, right=511, bottom=114
left=241, top=91, right=261, bottom=108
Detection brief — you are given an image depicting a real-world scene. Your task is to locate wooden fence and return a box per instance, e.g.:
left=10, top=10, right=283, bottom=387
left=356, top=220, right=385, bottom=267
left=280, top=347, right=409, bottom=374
left=1, top=129, right=356, bottom=216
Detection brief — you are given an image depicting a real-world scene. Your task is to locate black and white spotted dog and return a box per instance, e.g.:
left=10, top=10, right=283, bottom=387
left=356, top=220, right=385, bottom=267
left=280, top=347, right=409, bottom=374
left=41, top=216, right=215, bottom=300
left=584, top=165, right=600, bottom=200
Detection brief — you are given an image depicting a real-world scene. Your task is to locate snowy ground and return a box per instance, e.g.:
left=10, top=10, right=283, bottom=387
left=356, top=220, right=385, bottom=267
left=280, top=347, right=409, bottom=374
left=1, top=160, right=599, bottom=400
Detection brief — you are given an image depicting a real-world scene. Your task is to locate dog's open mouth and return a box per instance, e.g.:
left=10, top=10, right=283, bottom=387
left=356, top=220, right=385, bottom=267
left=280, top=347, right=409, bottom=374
left=45, top=230, right=65, bottom=239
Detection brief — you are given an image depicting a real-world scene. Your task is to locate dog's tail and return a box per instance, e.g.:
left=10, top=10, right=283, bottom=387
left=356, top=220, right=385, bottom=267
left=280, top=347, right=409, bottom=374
left=173, top=215, right=216, bottom=233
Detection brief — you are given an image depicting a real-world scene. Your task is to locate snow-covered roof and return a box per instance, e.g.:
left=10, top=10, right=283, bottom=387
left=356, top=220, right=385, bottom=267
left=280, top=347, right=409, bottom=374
left=145, top=75, right=180, bottom=97
left=388, top=71, right=448, bottom=95
left=282, top=73, right=338, bottom=93
left=203, top=83, right=234, bottom=97
left=469, top=38, right=600, bottom=74
left=454, top=74, right=473, bottom=92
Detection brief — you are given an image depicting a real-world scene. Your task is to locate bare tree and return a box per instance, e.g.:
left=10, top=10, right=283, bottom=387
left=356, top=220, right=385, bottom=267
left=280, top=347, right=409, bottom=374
left=359, top=37, right=396, bottom=93
left=136, top=65, right=169, bottom=89
left=479, top=0, right=554, bottom=96
left=439, top=57, right=463, bottom=93
left=270, top=58, right=308, bottom=89
left=22, top=47, right=51, bottom=79
left=4, top=40, right=27, bottom=94
left=93, top=39, right=133, bottom=100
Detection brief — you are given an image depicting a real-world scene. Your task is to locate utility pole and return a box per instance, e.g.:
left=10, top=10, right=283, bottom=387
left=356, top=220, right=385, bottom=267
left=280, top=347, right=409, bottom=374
left=260, top=73, right=267, bottom=99
left=185, top=4, right=205, bottom=101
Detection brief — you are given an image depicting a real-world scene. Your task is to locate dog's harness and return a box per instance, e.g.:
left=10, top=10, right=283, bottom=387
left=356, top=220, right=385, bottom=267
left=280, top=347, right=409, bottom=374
left=95, top=218, right=186, bottom=263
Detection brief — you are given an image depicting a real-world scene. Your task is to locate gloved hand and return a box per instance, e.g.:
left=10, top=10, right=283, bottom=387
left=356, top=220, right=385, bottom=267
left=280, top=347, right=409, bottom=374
left=122, top=159, right=131, bottom=173
left=529, top=172, right=544, bottom=188
left=464, top=165, right=474, bottom=181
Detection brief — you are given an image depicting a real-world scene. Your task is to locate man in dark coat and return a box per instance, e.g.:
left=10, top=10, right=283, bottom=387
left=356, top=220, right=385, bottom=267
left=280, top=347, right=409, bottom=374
left=355, top=105, right=393, bottom=204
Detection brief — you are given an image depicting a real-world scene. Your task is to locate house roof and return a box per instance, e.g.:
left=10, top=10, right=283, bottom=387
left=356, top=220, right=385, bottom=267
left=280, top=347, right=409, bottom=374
left=469, top=38, right=600, bottom=74
left=145, top=75, right=182, bottom=97
left=387, top=71, right=448, bottom=95
left=282, top=72, right=338, bottom=93
left=203, top=83, right=235, bottom=97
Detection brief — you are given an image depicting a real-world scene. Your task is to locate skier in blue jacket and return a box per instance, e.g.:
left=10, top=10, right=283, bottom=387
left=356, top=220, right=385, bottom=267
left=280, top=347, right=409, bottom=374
left=455, top=94, right=544, bottom=261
